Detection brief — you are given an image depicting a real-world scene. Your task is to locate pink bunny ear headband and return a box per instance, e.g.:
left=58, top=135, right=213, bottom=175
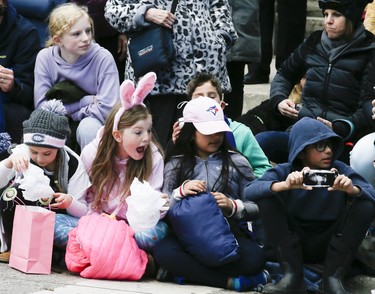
left=113, top=72, right=157, bottom=132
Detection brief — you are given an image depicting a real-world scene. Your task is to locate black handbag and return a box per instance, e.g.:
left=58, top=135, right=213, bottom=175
left=128, top=0, right=178, bottom=78
left=356, top=229, right=375, bottom=276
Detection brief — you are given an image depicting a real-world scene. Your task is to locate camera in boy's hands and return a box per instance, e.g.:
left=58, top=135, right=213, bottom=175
left=303, top=170, right=338, bottom=187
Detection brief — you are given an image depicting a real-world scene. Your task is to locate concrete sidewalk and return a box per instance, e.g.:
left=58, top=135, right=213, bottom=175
left=242, top=60, right=274, bottom=113
left=0, top=262, right=247, bottom=294
left=1, top=261, right=375, bottom=294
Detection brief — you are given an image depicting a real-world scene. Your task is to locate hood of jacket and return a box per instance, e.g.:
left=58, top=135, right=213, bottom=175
left=51, top=42, right=102, bottom=69
left=288, top=117, right=344, bottom=164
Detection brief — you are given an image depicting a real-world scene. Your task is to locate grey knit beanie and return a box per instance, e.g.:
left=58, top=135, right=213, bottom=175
left=23, top=99, right=71, bottom=148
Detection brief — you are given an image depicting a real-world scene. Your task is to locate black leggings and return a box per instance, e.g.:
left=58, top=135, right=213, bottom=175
left=144, top=94, right=187, bottom=150
left=224, top=61, right=246, bottom=120
left=153, top=234, right=265, bottom=289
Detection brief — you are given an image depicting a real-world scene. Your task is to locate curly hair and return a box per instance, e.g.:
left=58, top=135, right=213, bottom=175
left=46, top=3, right=94, bottom=47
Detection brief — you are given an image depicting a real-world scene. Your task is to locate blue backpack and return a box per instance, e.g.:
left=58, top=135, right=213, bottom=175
left=168, top=192, right=239, bottom=267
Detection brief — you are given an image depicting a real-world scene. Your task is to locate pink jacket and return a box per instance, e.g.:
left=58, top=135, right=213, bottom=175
left=65, top=214, right=148, bottom=280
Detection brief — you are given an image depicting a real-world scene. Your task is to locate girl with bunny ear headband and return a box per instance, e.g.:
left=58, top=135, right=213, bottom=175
left=80, top=71, right=168, bottom=252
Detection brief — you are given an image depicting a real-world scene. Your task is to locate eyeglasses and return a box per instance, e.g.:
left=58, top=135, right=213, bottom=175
left=313, top=141, right=333, bottom=152
left=318, top=0, right=343, bottom=10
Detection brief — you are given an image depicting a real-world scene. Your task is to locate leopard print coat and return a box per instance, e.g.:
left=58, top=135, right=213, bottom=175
left=105, top=0, right=238, bottom=95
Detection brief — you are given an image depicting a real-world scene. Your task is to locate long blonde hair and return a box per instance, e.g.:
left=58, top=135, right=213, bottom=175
left=45, top=3, right=94, bottom=47
left=89, top=103, right=162, bottom=211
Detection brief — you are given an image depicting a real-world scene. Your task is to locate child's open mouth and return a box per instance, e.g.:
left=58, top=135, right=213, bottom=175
left=136, top=146, right=145, bottom=154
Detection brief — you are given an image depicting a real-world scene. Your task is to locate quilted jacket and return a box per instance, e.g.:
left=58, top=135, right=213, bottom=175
left=65, top=214, right=148, bottom=280
left=270, top=26, right=375, bottom=142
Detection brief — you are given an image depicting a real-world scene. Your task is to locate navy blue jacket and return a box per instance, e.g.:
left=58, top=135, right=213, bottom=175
left=0, top=4, right=40, bottom=108
left=245, top=117, right=375, bottom=221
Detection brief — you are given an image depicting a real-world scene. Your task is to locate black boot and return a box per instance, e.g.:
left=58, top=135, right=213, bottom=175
left=320, top=237, right=353, bottom=294
left=263, top=234, right=307, bottom=294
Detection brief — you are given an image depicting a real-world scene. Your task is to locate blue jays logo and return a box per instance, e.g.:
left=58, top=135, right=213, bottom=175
left=206, top=106, right=219, bottom=116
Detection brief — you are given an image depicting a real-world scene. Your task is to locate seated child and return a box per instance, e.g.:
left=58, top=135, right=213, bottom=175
left=245, top=117, right=375, bottom=294
left=154, top=97, right=269, bottom=292
left=172, top=72, right=272, bottom=178
left=0, top=99, right=90, bottom=262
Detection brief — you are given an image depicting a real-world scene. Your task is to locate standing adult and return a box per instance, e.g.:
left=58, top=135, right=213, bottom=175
left=0, top=0, right=40, bottom=147
left=256, top=0, right=375, bottom=164
left=244, top=0, right=307, bottom=84
left=224, top=0, right=260, bottom=119
left=104, top=0, right=238, bottom=149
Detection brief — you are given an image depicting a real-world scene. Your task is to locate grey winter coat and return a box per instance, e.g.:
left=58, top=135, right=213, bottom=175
left=163, top=151, right=259, bottom=221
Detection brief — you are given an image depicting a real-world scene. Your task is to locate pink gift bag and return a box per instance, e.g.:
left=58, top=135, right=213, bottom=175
left=9, top=205, right=56, bottom=274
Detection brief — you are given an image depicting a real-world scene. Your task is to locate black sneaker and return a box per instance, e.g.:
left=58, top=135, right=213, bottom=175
left=156, top=267, right=169, bottom=281
left=156, top=267, right=186, bottom=285
left=51, top=249, right=67, bottom=273
left=243, top=72, right=269, bottom=84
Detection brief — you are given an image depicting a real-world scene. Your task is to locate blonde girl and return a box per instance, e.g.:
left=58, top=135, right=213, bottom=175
left=34, top=3, right=119, bottom=150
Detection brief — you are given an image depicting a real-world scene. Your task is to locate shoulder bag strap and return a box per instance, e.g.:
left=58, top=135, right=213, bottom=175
left=170, top=0, right=179, bottom=14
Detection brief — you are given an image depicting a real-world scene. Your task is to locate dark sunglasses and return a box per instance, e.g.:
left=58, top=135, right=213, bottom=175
left=313, top=140, right=333, bottom=152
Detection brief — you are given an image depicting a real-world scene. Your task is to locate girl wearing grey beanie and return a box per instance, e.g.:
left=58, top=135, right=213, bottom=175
left=0, top=99, right=90, bottom=263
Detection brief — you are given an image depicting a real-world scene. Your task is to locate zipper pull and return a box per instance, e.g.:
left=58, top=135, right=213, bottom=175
left=327, top=63, right=332, bottom=74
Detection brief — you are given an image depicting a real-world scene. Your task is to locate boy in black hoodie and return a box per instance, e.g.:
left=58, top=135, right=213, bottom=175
left=245, top=117, right=375, bottom=294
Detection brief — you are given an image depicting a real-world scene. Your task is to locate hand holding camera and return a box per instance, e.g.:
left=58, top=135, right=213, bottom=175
left=303, top=169, right=338, bottom=187
left=271, top=168, right=359, bottom=194
left=301, top=169, right=360, bottom=195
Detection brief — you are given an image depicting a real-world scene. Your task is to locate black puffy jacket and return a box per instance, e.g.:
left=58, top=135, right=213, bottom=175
left=270, top=26, right=375, bottom=141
